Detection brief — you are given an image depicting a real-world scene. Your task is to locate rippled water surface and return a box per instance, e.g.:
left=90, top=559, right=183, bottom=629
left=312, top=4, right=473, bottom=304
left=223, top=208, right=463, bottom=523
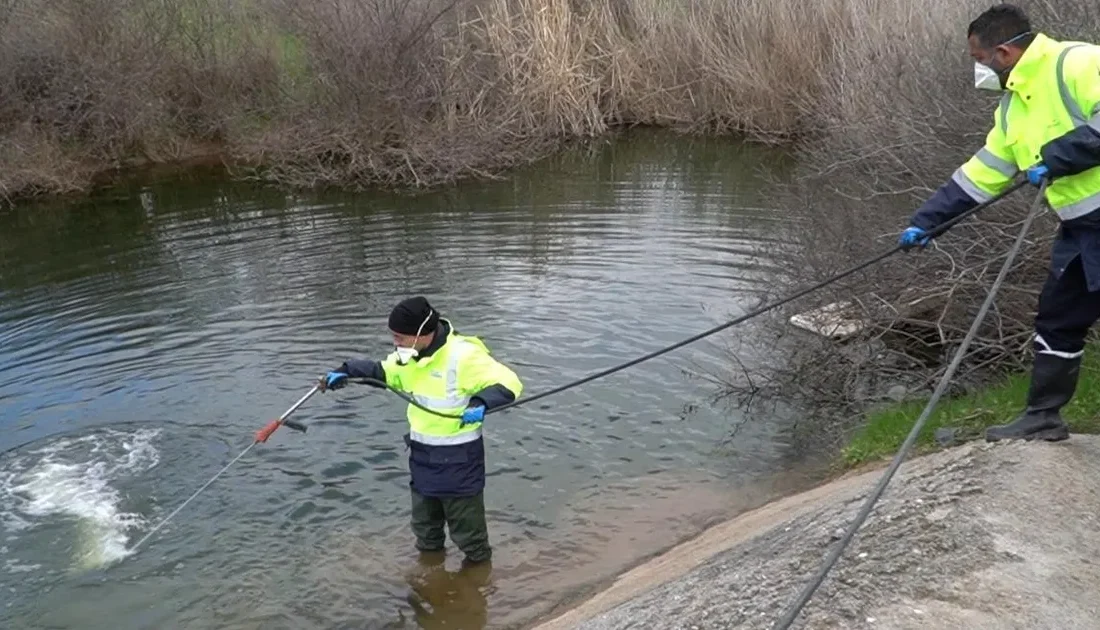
left=0, top=132, right=825, bottom=629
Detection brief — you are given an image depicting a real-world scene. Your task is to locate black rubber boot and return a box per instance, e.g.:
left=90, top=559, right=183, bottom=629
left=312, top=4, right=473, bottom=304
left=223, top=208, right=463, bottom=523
left=985, top=353, right=1079, bottom=442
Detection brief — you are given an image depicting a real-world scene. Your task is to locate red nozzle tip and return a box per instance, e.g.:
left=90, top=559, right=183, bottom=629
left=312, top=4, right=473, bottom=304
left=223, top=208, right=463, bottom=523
left=255, top=419, right=281, bottom=443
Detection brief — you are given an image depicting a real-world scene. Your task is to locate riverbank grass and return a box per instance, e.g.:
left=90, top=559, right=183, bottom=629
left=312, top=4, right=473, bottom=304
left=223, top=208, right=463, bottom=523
left=842, top=344, right=1100, bottom=467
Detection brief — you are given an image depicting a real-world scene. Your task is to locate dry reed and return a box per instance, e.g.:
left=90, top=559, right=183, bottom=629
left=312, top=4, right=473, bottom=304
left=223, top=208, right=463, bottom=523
left=0, top=0, right=1041, bottom=197
left=3, top=0, right=1097, bottom=422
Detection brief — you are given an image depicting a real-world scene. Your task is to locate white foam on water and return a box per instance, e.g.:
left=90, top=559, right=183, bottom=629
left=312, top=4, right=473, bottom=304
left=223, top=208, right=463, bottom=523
left=4, top=558, right=41, bottom=573
left=0, top=428, right=161, bottom=571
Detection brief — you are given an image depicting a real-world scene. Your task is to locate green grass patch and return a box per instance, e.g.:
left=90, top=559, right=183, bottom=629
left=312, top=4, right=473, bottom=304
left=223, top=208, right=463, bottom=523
left=842, top=343, right=1100, bottom=467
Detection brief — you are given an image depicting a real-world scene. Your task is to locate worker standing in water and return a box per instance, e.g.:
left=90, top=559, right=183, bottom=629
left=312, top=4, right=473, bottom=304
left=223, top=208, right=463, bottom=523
left=320, top=296, right=523, bottom=564
left=898, top=4, right=1100, bottom=443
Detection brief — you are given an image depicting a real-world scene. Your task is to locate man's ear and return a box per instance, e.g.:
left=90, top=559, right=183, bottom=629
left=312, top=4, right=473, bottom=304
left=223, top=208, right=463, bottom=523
left=996, top=43, right=1024, bottom=66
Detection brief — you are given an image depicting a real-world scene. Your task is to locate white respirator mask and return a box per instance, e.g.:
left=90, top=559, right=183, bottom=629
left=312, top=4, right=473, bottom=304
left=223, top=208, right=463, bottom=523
left=974, top=62, right=1003, bottom=91
left=394, top=309, right=433, bottom=365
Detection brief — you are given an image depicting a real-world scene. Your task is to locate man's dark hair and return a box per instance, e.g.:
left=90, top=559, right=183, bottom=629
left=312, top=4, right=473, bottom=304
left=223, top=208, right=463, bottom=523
left=968, top=4, right=1034, bottom=49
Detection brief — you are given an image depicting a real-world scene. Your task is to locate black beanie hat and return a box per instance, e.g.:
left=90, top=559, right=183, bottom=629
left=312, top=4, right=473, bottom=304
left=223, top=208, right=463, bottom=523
left=388, top=296, right=439, bottom=335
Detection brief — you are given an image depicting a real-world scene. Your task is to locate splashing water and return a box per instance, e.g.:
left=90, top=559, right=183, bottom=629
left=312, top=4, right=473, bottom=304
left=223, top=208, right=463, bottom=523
left=0, top=428, right=160, bottom=571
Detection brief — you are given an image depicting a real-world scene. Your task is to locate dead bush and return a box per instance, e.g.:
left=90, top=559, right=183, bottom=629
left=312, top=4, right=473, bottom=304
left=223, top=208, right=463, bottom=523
left=0, top=0, right=281, bottom=191
left=718, top=0, right=1100, bottom=437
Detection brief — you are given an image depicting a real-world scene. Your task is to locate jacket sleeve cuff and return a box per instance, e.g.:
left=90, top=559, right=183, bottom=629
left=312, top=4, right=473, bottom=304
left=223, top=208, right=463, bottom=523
left=469, top=384, right=517, bottom=410
left=337, top=359, right=387, bottom=385
left=1041, top=124, right=1100, bottom=178
left=910, top=179, right=979, bottom=232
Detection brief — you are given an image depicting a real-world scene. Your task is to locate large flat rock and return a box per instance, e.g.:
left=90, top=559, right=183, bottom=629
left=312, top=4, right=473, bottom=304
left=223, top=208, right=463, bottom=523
left=532, top=436, right=1100, bottom=630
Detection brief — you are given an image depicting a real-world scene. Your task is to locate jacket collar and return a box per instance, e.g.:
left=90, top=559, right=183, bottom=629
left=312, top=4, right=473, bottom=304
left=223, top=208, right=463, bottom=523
left=1005, top=32, right=1058, bottom=92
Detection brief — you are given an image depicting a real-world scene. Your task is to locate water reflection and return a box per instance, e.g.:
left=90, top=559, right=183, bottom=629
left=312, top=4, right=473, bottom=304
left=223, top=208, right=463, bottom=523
left=0, top=130, right=819, bottom=629
left=402, top=552, right=492, bottom=630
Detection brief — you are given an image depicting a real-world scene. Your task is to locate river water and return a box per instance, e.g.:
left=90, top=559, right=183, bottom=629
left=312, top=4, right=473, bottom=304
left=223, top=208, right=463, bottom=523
left=0, top=131, right=827, bottom=629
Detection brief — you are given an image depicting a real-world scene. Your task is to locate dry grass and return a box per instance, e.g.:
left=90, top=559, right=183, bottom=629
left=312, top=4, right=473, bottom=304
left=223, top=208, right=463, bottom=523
left=0, top=0, right=280, bottom=200
left=0, top=0, right=1020, bottom=198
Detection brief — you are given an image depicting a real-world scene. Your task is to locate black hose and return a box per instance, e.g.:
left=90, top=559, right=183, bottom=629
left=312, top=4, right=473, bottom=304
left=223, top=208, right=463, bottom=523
left=770, top=179, right=1045, bottom=630
left=339, top=179, right=1029, bottom=420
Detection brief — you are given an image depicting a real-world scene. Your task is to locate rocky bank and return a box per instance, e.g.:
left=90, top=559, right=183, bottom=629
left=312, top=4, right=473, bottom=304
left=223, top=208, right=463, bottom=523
left=531, top=436, right=1100, bottom=630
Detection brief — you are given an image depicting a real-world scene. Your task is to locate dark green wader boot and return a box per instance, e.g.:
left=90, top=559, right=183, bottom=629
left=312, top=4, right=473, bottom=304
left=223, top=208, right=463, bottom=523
left=411, top=489, right=491, bottom=563
left=985, top=353, right=1078, bottom=442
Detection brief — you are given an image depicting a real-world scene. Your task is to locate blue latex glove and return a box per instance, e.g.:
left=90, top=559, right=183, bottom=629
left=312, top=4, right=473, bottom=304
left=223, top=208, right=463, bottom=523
left=1027, top=163, right=1049, bottom=186
left=323, top=371, right=348, bottom=391
left=898, top=226, right=931, bottom=250
left=460, top=405, right=485, bottom=426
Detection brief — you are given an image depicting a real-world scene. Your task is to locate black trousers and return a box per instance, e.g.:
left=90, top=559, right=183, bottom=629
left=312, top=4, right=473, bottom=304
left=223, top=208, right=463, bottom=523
left=1034, top=256, right=1100, bottom=356
left=410, top=488, right=491, bottom=562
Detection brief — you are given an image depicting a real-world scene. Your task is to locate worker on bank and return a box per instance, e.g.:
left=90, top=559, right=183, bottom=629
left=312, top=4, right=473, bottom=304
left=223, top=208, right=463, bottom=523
left=319, top=296, right=524, bottom=564
left=898, top=4, right=1100, bottom=443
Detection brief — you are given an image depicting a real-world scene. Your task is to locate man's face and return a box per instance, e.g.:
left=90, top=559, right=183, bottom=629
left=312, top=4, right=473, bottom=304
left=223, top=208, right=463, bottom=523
left=968, top=33, right=1024, bottom=74
left=392, top=330, right=431, bottom=350
left=969, top=34, right=996, bottom=68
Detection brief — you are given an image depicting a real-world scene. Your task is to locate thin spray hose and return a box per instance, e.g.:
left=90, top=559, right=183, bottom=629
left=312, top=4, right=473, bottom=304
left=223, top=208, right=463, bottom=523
left=771, top=180, right=1047, bottom=630
left=346, top=179, right=1030, bottom=419
left=130, top=441, right=260, bottom=552
left=129, top=386, right=320, bottom=552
